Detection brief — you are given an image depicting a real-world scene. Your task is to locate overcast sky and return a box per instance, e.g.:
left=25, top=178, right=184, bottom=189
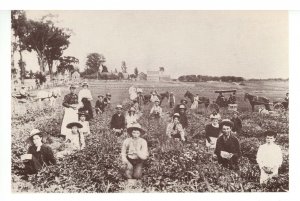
left=21, top=10, right=288, bottom=79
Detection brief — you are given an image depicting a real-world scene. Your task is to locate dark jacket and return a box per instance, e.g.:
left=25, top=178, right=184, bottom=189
left=62, top=93, right=78, bottom=108
left=179, top=113, right=188, bottom=129
left=95, top=100, right=106, bottom=111
left=231, top=117, right=242, bottom=133
left=110, top=113, right=126, bottom=129
left=215, top=133, right=241, bottom=169
left=205, top=124, right=220, bottom=142
left=27, top=144, right=56, bottom=166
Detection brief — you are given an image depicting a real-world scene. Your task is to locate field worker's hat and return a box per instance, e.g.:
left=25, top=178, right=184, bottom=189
left=127, top=123, right=146, bottom=135
left=210, top=113, right=221, bottom=120
left=129, top=107, right=136, bottom=112
left=137, top=88, right=143, bottom=93
left=170, top=92, right=174, bottom=94
left=116, top=105, right=123, bottom=109
left=106, top=93, right=111, bottom=96
left=81, top=82, right=89, bottom=87
left=173, top=113, right=180, bottom=119
left=78, top=111, right=88, bottom=116
left=98, top=95, right=104, bottom=98
left=219, top=119, right=234, bottom=129
left=152, top=92, right=156, bottom=95
left=66, top=122, right=83, bottom=129
left=26, top=129, right=47, bottom=144
left=69, top=84, right=76, bottom=89
left=179, top=104, right=186, bottom=109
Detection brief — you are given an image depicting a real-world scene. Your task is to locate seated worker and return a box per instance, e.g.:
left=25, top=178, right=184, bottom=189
left=20, top=129, right=56, bottom=174
left=110, top=105, right=126, bottom=136
left=166, top=113, right=185, bottom=141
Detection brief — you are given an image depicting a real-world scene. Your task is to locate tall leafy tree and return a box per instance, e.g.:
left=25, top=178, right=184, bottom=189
left=85, top=53, right=106, bottom=73
left=11, top=10, right=29, bottom=84
left=24, top=16, right=71, bottom=79
left=57, top=56, right=79, bottom=74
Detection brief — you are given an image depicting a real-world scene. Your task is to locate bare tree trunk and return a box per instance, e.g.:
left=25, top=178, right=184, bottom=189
left=19, top=50, right=25, bottom=84
left=48, top=61, right=53, bottom=81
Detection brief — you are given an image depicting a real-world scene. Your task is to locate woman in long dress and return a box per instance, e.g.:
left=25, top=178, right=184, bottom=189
left=61, top=85, right=79, bottom=141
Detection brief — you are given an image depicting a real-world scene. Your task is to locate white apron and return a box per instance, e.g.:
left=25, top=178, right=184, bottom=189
left=206, top=137, right=217, bottom=149
left=61, top=105, right=78, bottom=140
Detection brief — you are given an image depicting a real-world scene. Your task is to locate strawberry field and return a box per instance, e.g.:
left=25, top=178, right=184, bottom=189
left=11, top=80, right=289, bottom=192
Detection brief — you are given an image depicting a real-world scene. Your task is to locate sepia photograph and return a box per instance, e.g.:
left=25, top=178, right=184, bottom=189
left=9, top=10, right=289, bottom=193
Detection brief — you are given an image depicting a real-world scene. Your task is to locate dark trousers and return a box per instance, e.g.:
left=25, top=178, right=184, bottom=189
left=126, top=156, right=144, bottom=179
left=23, top=156, right=43, bottom=174
left=217, top=155, right=239, bottom=170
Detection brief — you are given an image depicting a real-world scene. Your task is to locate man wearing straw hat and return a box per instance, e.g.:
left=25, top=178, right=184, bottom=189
left=20, top=129, right=56, bottom=174
left=121, top=123, right=148, bottom=186
left=78, top=81, right=93, bottom=119
left=110, top=105, right=126, bottom=136
left=61, top=84, right=79, bottom=141
left=214, top=119, right=241, bottom=170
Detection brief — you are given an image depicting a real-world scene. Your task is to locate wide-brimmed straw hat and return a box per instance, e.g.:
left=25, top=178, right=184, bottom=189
left=66, top=122, right=83, bottom=129
left=210, top=113, right=221, bottom=119
left=81, top=82, right=89, bottom=87
left=78, top=111, right=88, bottom=116
left=26, top=129, right=47, bottom=144
left=69, top=84, right=76, bottom=89
left=127, top=123, right=146, bottom=135
left=179, top=104, right=186, bottom=110
left=129, top=107, right=136, bottom=112
left=116, top=105, right=123, bottom=109
left=219, top=119, right=234, bottom=129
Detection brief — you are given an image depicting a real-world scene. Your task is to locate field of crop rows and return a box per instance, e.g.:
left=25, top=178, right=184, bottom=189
left=11, top=80, right=289, bottom=192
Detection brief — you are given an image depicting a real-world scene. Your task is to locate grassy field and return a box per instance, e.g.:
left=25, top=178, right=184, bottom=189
left=11, top=80, right=289, bottom=192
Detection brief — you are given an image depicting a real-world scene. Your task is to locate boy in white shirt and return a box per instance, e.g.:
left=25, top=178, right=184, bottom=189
left=256, top=130, right=283, bottom=184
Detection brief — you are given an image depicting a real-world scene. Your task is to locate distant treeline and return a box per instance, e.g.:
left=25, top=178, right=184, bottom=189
left=248, top=78, right=289, bottom=81
left=178, top=75, right=245, bottom=82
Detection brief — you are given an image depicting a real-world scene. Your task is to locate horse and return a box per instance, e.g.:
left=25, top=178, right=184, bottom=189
left=158, top=91, right=169, bottom=106
left=244, top=93, right=271, bottom=112
left=184, top=91, right=210, bottom=108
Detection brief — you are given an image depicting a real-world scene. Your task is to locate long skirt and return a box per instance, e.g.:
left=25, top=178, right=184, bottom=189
left=61, top=106, right=78, bottom=140
left=191, top=101, right=198, bottom=110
